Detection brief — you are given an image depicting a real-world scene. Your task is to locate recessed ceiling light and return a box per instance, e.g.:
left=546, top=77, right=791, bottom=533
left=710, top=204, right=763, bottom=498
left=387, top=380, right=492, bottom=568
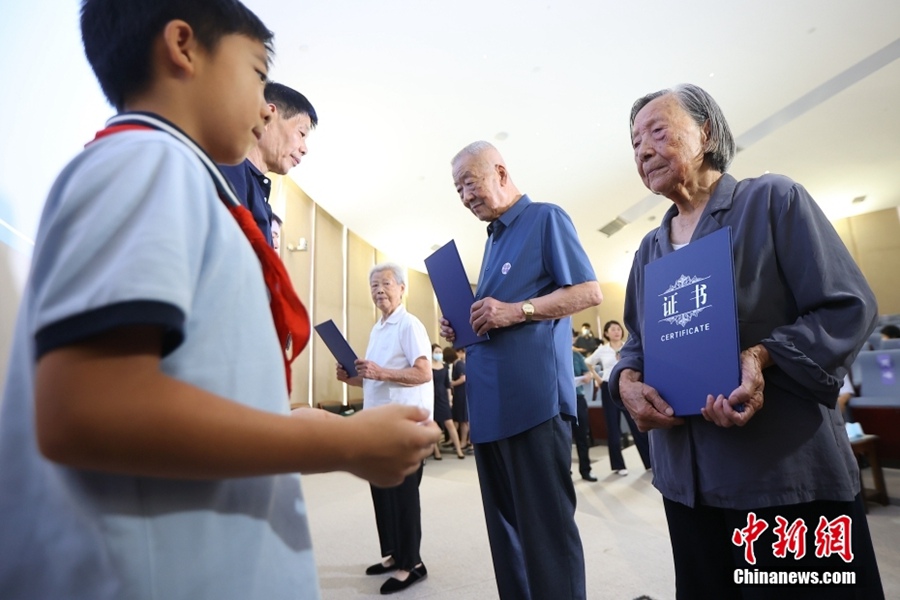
left=709, top=72, right=715, bottom=78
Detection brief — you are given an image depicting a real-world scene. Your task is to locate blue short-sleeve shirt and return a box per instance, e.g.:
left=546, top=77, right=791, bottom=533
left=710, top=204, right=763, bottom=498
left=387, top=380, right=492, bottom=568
left=466, top=195, right=596, bottom=443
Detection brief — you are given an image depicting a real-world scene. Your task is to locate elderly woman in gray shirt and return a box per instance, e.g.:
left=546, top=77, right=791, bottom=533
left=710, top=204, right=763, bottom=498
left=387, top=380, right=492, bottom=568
left=611, top=84, right=883, bottom=599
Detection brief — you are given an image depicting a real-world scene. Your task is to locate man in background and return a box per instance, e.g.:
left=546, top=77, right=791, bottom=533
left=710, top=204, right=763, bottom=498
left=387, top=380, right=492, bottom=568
left=271, top=213, right=282, bottom=252
left=219, top=82, right=317, bottom=245
left=574, top=322, right=600, bottom=356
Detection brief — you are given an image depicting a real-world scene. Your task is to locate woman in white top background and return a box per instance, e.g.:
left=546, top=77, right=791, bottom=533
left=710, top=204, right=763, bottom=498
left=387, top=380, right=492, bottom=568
left=588, top=321, right=651, bottom=476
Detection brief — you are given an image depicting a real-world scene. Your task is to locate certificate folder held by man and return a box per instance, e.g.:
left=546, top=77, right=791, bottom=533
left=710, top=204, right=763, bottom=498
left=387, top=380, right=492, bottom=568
left=425, top=240, right=488, bottom=348
left=642, top=227, right=740, bottom=416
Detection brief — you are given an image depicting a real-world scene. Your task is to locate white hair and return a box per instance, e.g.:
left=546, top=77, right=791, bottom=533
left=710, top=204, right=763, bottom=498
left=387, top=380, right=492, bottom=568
left=369, top=262, right=406, bottom=287
left=451, top=140, right=497, bottom=166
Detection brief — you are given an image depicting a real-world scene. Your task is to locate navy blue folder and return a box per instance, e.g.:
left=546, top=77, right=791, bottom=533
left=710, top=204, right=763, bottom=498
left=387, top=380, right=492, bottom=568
left=424, top=240, right=489, bottom=348
left=314, top=319, right=359, bottom=377
left=642, top=227, right=741, bottom=416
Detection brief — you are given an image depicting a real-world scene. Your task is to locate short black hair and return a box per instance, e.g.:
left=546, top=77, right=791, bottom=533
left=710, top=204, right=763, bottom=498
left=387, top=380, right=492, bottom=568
left=271, top=213, right=283, bottom=225
left=265, top=82, right=319, bottom=127
left=882, top=324, right=900, bottom=339
left=81, top=0, right=274, bottom=111
left=602, top=320, right=624, bottom=341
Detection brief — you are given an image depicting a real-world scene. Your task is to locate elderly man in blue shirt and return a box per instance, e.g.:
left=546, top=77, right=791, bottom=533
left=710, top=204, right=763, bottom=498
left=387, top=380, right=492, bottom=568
left=441, top=141, right=602, bottom=600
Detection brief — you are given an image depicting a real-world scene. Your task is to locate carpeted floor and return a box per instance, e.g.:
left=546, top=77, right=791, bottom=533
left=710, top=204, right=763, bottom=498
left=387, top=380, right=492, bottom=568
left=301, top=444, right=900, bottom=599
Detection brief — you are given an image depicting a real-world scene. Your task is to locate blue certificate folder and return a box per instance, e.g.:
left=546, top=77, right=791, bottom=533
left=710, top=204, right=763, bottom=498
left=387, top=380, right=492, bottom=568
left=314, top=320, right=359, bottom=377
left=642, top=227, right=740, bottom=416
left=424, top=240, right=489, bottom=348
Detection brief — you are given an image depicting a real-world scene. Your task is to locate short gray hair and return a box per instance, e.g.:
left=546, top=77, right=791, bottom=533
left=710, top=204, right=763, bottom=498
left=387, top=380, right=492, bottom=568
left=629, top=83, right=736, bottom=173
left=369, top=262, right=406, bottom=287
left=451, top=140, right=496, bottom=166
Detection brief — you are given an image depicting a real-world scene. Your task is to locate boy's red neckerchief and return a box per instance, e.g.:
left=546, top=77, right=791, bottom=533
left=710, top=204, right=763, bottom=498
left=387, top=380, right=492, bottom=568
left=89, top=113, right=310, bottom=394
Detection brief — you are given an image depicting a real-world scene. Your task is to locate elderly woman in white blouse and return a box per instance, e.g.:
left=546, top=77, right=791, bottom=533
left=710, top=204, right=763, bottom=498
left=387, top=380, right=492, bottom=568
left=587, top=320, right=651, bottom=476
left=336, top=262, right=433, bottom=595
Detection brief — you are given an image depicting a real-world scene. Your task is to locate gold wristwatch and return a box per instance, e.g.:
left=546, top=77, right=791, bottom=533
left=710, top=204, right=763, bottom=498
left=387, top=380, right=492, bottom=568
left=522, top=300, right=535, bottom=323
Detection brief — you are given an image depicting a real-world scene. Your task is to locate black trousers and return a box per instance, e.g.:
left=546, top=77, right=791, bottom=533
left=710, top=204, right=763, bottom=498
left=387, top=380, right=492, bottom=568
left=664, top=494, right=884, bottom=599
left=474, top=415, right=586, bottom=600
left=369, top=462, right=424, bottom=571
left=572, top=393, right=592, bottom=476
left=601, top=381, right=651, bottom=471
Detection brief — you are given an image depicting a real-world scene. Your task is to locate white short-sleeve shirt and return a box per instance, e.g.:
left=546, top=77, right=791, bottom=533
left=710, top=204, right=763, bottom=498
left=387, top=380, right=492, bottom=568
left=362, top=305, right=434, bottom=418
left=0, top=128, right=319, bottom=600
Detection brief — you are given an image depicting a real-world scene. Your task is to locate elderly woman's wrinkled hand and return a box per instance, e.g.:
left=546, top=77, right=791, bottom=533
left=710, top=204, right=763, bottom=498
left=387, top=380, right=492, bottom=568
left=701, top=345, right=768, bottom=427
left=618, top=368, right=684, bottom=431
left=355, top=359, right=384, bottom=381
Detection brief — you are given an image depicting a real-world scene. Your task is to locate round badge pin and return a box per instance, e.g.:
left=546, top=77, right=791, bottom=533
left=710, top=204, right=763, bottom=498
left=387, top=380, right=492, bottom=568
left=501, top=262, right=511, bottom=274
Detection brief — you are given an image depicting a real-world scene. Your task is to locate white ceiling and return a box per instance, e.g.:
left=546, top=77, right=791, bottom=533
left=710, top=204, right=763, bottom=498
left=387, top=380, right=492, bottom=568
left=243, top=0, right=900, bottom=284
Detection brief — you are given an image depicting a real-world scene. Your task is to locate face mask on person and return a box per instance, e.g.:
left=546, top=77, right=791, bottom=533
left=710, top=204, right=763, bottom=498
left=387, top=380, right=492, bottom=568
left=582, top=328, right=590, bottom=336
left=433, top=352, right=443, bottom=362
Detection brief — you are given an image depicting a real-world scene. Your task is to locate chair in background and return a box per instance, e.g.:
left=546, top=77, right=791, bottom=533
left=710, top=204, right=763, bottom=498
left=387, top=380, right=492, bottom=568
left=849, top=350, right=900, bottom=496
left=856, top=349, right=900, bottom=398
left=850, top=434, right=890, bottom=510
left=866, top=332, right=882, bottom=351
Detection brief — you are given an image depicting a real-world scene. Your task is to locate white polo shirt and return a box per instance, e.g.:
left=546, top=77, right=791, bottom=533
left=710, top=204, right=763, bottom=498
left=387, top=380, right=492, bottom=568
left=362, top=304, right=434, bottom=419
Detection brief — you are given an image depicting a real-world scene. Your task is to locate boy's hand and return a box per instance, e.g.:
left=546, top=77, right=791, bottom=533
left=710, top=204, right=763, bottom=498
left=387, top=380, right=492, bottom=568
left=343, top=405, right=440, bottom=487
left=290, top=406, right=340, bottom=420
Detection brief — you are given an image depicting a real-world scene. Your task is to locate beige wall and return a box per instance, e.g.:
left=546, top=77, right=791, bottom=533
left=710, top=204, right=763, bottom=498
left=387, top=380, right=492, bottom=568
left=311, top=206, right=345, bottom=407
left=572, top=281, right=627, bottom=339
left=406, top=269, right=440, bottom=345
left=834, top=207, right=900, bottom=315
left=272, top=176, right=314, bottom=408
left=347, top=232, right=376, bottom=404
left=0, top=245, right=20, bottom=393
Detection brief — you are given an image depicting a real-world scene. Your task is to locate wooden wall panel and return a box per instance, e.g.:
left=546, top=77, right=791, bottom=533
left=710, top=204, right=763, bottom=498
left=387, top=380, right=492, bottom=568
left=347, top=231, right=376, bottom=403
left=270, top=175, right=314, bottom=408
left=406, top=269, right=439, bottom=346
left=835, top=207, right=900, bottom=315
left=0, top=245, right=19, bottom=392
left=312, top=206, right=345, bottom=407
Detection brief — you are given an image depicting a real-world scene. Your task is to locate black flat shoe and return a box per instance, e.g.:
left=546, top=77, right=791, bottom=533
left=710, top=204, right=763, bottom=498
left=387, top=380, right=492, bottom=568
left=581, top=473, right=598, bottom=482
left=380, top=564, right=427, bottom=595
left=366, top=560, right=397, bottom=575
